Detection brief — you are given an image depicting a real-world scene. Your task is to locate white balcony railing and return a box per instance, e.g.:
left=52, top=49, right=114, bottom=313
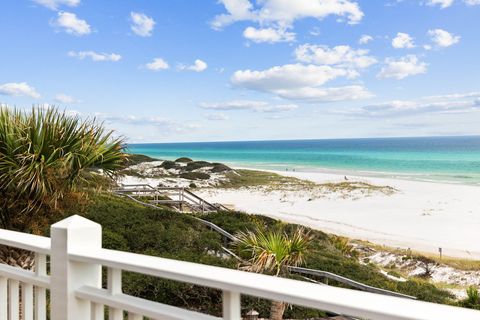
left=1, top=215, right=480, bottom=320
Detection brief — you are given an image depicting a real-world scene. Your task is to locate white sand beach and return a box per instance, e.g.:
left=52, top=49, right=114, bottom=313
left=194, top=169, right=480, bottom=260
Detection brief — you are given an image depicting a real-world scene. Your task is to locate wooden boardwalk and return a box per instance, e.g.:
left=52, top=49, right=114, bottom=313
left=114, top=184, right=230, bottom=213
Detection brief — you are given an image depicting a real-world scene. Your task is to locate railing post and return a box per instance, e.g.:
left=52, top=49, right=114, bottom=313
left=50, top=215, right=102, bottom=320
left=0, top=277, right=6, bottom=320
left=34, top=253, right=47, bottom=320
left=222, top=291, right=241, bottom=320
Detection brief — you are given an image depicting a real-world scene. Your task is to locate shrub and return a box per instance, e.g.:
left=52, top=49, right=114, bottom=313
left=160, top=160, right=178, bottom=170
left=0, top=107, right=125, bottom=232
left=180, top=172, right=211, bottom=180
left=461, top=286, right=480, bottom=309
left=415, top=256, right=438, bottom=278
left=185, top=161, right=212, bottom=171
left=175, top=157, right=193, bottom=163
left=125, top=154, right=157, bottom=166
left=211, top=164, right=232, bottom=173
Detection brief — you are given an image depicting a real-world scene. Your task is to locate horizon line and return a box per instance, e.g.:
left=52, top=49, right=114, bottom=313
left=126, top=134, right=480, bottom=145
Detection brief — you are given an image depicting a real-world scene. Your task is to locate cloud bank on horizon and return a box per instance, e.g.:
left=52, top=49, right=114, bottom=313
left=0, top=0, right=479, bottom=142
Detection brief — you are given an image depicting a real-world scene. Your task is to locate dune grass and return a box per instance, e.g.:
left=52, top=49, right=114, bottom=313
left=219, top=169, right=396, bottom=196
left=356, top=240, right=480, bottom=271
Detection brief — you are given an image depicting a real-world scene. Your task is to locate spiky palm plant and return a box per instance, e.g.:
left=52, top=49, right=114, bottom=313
left=0, top=106, right=126, bottom=268
left=233, top=227, right=313, bottom=320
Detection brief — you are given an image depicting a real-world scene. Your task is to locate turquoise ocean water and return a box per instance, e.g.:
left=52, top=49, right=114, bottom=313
left=128, top=136, right=480, bottom=185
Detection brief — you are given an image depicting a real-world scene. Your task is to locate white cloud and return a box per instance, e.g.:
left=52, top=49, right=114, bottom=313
left=205, top=113, right=229, bottom=121
left=54, top=93, right=79, bottom=104
left=428, top=29, right=460, bottom=47
left=200, top=100, right=298, bottom=113
left=52, top=11, right=91, bottom=36
left=273, top=85, right=373, bottom=102
left=337, top=92, right=480, bottom=117
left=212, top=0, right=363, bottom=28
left=358, top=34, right=373, bottom=45
left=68, top=51, right=121, bottom=62
left=243, top=26, right=295, bottom=43
left=294, top=44, right=377, bottom=69
left=211, top=0, right=255, bottom=30
left=378, top=55, right=427, bottom=80
left=391, top=32, right=415, bottom=49
left=426, top=0, right=480, bottom=6
left=0, top=82, right=41, bottom=99
left=32, top=0, right=80, bottom=10
left=211, top=0, right=363, bottom=43
left=426, top=0, right=454, bottom=8
left=145, top=58, right=169, bottom=71
left=231, top=63, right=372, bottom=102
left=232, top=64, right=351, bottom=91
left=130, top=12, right=155, bottom=37
left=178, top=59, right=208, bottom=72
left=99, top=114, right=199, bottom=134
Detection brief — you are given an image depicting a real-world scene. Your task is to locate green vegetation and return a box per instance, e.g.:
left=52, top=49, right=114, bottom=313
left=0, top=107, right=125, bottom=233
left=175, top=157, right=193, bottom=163
left=125, top=154, right=157, bottom=166
left=159, top=160, right=178, bottom=170
left=120, top=156, right=394, bottom=198
left=219, top=169, right=306, bottom=188
left=203, top=211, right=454, bottom=305
left=180, top=172, right=211, bottom=180
left=66, top=193, right=454, bottom=317
left=211, top=163, right=232, bottom=173
left=217, top=169, right=396, bottom=196
left=359, top=241, right=480, bottom=271
left=461, top=286, right=480, bottom=310
left=185, top=160, right=214, bottom=171
left=234, top=227, right=313, bottom=319
left=0, top=107, right=124, bottom=272
left=318, top=181, right=396, bottom=195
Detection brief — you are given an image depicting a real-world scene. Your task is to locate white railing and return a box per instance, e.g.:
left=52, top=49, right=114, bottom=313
left=0, top=215, right=479, bottom=320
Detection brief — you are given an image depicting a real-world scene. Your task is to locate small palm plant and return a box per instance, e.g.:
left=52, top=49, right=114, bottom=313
left=0, top=106, right=126, bottom=267
left=463, top=286, right=480, bottom=309
left=233, top=227, right=313, bottom=320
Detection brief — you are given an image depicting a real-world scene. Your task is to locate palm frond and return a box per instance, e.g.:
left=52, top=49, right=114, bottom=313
left=233, top=227, right=313, bottom=276
left=0, top=106, right=126, bottom=231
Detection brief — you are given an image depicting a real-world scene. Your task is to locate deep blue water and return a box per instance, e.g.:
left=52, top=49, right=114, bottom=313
left=128, top=136, right=480, bottom=184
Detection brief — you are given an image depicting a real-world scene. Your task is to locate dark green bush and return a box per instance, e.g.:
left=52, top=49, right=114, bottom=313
left=180, top=172, right=211, bottom=180
left=175, top=157, right=193, bottom=163
left=160, top=160, right=178, bottom=170
left=125, top=154, right=157, bottom=166
left=185, top=161, right=212, bottom=171
left=211, top=164, right=232, bottom=173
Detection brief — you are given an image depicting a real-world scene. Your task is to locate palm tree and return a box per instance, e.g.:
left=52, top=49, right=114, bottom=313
left=233, top=227, right=313, bottom=320
left=0, top=106, right=126, bottom=267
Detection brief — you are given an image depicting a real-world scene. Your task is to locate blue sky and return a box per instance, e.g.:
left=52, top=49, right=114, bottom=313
left=1, top=0, right=480, bottom=142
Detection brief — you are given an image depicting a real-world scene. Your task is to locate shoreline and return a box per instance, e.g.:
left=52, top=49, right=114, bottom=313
left=138, top=155, right=480, bottom=187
